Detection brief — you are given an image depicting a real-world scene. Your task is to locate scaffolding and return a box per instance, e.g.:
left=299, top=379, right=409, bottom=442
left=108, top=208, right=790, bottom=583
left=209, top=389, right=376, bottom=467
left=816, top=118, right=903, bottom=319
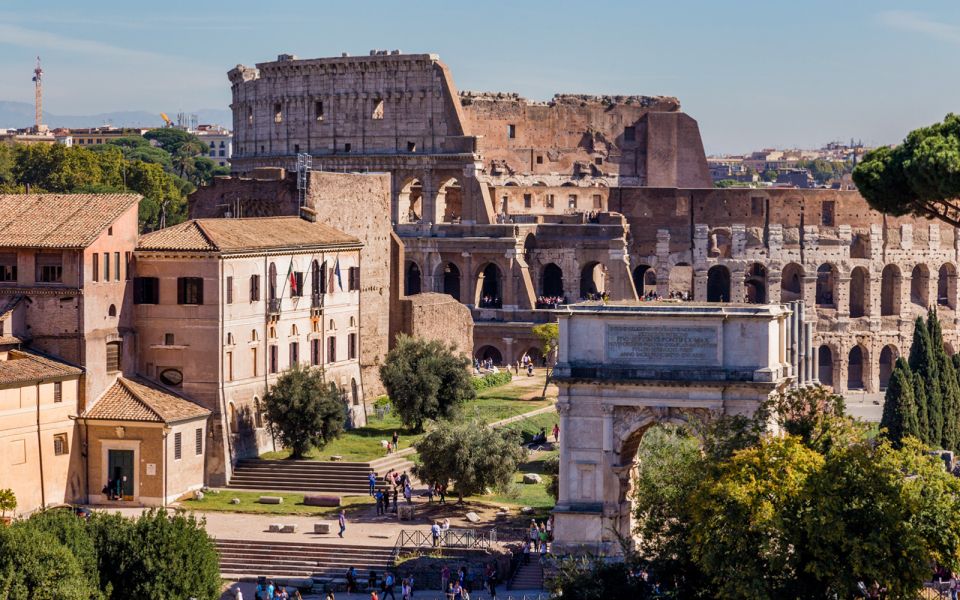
left=296, top=152, right=313, bottom=210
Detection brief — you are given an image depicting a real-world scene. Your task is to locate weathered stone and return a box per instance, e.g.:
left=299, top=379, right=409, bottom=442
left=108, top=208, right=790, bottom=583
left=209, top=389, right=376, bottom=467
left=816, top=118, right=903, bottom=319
left=230, top=497, right=241, bottom=505
left=465, top=511, right=481, bottom=523
left=259, top=496, right=283, bottom=504
left=303, top=495, right=340, bottom=507
left=314, top=523, right=331, bottom=534
left=522, top=473, right=542, bottom=484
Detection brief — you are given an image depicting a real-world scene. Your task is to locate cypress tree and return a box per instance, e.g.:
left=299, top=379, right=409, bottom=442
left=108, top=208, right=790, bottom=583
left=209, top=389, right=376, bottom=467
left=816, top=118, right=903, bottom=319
left=930, top=310, right=960, bottom=451
left=910, top=315, right=942, bottom=446
left=881, top=358, right=919, bottom=446
left=913, top=373, right=931, bottom=446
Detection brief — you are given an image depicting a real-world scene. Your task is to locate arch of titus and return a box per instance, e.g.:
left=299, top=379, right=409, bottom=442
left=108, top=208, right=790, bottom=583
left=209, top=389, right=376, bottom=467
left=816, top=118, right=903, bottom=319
left=551, top=303, right=795, bottom=553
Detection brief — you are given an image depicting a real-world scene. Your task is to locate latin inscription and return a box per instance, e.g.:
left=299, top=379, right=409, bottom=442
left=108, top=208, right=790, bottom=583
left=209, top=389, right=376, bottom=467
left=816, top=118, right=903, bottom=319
left=606, top=325, right=718, bottom=366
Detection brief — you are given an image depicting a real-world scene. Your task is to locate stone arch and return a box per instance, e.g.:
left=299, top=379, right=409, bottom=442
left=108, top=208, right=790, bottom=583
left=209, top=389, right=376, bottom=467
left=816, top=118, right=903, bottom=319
left=879, top=345, right=898, bottom=391
left=816, top=263, right=837, bottom=307
left=476, top=263, right=503, bottom=308
left=744, top=263, right=767, bottom=304
left=632, top=264, right=652, bottom=297
left=523, top=233, right=536, bottom=267
left=541, top=263, right=564, bottom=298
left=435, top=176, right=462, bottom=223
left=881, top=264, right=901, bottom=316
left=849, top=266, right=869, bottom=318
left=475, top=344, right=503, bottom=364
left=668, top=262, right=693, bottom=298
left=911, top=264, right=930, bottom=308
left=580, top=261, right=604, bottom=298
left=780, top=263, right=804, bottom=302
left=438, top=262, right=461, bottom=301
left=405, top=261, right=422, bottom=295
left=108, top=304, right=117, bottom=317
left=939, top=263, right=957, bottom=309
left=523, top=347, right=545, bottom=366
left=847, top=344, right=867, bottom=390
left=818, top=345, right=834, bottom=387
left=398, top=177, right=423, bottom=224
left=707, top=265, right=730, bottom=302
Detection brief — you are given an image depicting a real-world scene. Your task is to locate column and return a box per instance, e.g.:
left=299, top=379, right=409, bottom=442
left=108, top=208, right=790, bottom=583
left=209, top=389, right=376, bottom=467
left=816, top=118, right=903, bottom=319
left=804, top=322, right=814, bottom=383
left=556, top=401, right=572, bottom=506
left=790, top=301, right=800, bottom=382
left=601, top=404, right=615, bottom=453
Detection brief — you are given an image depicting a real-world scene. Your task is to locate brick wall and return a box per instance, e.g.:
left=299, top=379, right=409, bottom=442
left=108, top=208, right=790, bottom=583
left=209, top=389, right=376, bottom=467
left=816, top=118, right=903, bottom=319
left=398, top=293, right=473, bottom=357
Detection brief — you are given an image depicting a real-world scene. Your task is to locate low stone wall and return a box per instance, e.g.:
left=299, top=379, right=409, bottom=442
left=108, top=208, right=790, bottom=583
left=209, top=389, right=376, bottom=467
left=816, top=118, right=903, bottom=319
left=393, top=548, right=511, bottom=590
left=398, top=293, right=474, bottom=356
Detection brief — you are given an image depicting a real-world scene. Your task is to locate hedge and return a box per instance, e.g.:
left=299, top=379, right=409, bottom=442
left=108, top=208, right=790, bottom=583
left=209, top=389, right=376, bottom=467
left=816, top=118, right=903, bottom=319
left=471, top=370, right=513, bottom=392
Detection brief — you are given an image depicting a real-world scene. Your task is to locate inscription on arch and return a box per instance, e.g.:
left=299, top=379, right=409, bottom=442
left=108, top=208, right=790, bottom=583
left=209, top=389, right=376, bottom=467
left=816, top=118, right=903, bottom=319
left=605, top=324, right=719, bottom=366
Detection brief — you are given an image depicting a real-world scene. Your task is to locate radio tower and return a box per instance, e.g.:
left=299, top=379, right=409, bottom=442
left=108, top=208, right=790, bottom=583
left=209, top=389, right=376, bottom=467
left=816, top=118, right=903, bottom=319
left=32, top=56, right=46, bottom=133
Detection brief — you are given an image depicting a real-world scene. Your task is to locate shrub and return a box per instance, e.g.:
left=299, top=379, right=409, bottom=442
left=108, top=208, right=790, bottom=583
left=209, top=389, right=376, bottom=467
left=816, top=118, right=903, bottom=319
left=470, top=371, right=512, bottom=392
left=263, top=364, right=346, bottom=458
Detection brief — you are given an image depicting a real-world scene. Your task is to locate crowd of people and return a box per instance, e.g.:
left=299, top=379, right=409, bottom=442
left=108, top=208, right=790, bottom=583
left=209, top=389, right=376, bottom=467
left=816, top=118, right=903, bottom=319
left=478, top=295, right=502, bottom=308
left=580, top=291, right=610, bottom=302
left=523, top=517, right=554, bottom=564
left=372, top=469, right=415, bottom=515
left=638, top=289, right=692, bottom=302
left=535, top=295, right=566, bottom=308
left=473, top=357, right=499, bottom=373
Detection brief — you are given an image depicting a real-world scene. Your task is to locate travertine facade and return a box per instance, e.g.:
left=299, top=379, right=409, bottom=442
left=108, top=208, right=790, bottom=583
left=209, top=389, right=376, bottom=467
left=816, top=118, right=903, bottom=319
left=215, top=50, right=960, bottom=407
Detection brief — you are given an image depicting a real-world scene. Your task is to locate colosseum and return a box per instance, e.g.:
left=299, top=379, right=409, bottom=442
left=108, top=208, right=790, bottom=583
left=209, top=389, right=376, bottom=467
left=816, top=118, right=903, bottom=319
left=193, top=50, right=959, bottom=411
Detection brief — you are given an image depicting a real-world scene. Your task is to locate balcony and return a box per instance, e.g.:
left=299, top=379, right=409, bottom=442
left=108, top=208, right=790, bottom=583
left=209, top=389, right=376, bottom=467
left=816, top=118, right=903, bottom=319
left=311, top=293, right=323, bottom=315
left=268, top=298, right=281, bottom=318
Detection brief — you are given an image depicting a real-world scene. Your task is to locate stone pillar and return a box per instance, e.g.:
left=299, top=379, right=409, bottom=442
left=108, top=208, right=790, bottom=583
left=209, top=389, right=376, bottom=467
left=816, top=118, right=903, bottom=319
left=804, top=322, right=814, bottom=384
left=694, top=271, right=708, bottom=302
left=796, top=302, right=806, bottom=385
left=767, top=272, right=783, bottom=304
left=462, top=252, right=474, bottom=307
left=790, top=301, right=800, bottom=382
left=556, top=400, right=572, bottom=505
left=836, top=275, right=851, bottom=319
left=601, top=404, right=614, bottom=453
left=730, top=267, right=746, bottom=303
left=503, top=337, right=515, bottom=366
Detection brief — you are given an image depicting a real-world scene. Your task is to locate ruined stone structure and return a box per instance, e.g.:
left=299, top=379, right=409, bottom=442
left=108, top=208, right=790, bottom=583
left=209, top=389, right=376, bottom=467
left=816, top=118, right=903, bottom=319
left=204, top=51, right=960, bottom=405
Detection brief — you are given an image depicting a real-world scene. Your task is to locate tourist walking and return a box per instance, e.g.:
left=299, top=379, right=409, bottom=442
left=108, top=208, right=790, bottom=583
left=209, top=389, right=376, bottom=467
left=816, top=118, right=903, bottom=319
left=431, top=521, right=442, bottom=547
left=485, top=564, right=498, bottom=599
left=553, top=423, right=559, bottom=443
left=346, top=567, right=357, bottom=593
left=529, top=520, right=540, bottom=551
left=338, top=510, right=346, bottom=538
left=383, top=571, right=397, bottom=600
left=375, top=489, right=384, bottom=515
left=404, top=481, right=412, bottom=504
left=441, top=564, right=450, bottom=592
left=369, top=471, right=377, bottom=495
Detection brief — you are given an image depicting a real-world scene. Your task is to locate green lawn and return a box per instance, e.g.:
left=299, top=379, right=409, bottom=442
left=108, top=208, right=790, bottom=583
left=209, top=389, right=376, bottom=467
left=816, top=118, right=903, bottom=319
left=261, top=377, right=553, bottom=462
left=470, top=450, right=557, bottom=510
left=181, top=490, right=374, bottom=516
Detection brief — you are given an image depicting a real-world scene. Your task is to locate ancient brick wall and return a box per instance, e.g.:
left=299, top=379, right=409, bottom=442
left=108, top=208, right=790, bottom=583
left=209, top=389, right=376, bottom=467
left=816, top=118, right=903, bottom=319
left=398, top=293, right=474, bottom=357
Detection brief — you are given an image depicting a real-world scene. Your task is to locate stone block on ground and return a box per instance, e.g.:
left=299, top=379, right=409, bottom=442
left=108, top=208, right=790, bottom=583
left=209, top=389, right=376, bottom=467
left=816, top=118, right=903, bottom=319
left=314, top=522, right=331, bottom=534
left=398, top=504, right=416, bottom=521
left=303, top=494, right=340, bottom=507
left=280, top=524, right=296, bottom=533
left=259, top=496, right=283, bottom=504
left=465, top=511, right=481, bottom=523
left=330, top=455, right=343, bottom=461
left=522, top=473, right=543, bottom=484
left=520, top=506, right=534, bottom=514
left=268, top=523, right=282, bottom=532
left=230, top=497, right=240, bottom=505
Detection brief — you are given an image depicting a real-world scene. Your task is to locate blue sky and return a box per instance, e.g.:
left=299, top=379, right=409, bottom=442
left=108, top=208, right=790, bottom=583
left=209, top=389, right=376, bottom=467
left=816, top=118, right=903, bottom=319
left=0, top=0, right=958, bottom=153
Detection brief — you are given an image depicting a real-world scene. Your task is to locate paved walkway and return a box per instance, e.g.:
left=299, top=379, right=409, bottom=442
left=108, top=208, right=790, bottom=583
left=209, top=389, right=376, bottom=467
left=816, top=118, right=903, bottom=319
left=221, top=580, right=549, bottom=600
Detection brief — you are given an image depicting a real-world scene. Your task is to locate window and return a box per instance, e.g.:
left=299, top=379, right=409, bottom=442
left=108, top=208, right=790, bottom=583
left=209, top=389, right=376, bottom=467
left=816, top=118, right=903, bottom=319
left=0, top=253, right=16, bottom=281
left=251, top=347, right=258, bottom=377
left=53, top=381, right=62, bottom=403
left=177, top=277, right=203, bottom=305
left=344, top=143, right=351, bottom=153
left=124, top=252, right=131, bottom=280
left=348, top=333, right=357, bottom=360
left=274, top=102, right=282, bottom=123
left=507, top=124, right=516, bottom=139
left=103, top=252, right=110, bottom=282
left=226, top=276, right=234, bottom=304
left=53, top=433, right=68, bottom=456
left=133, top=277, right=159, bottom=304
left=315, top=100, right=324, bottom=121
left=174, top=432, right=182, bottom=460
left=106, top=341, right=121, bottom=372
left=248, top=107, right=253, bottom=124
left=624, top=126, right=636, bottom=142
left=523, top=194, right=532, bottom=208
left=249, top=274, right=260, bottom=302
left=568, top=195, right=578, bottom=209
left=289, top=342, right=299, bottom=366
left=313, top=261, right=327, bottom=295
left=92, top=253, right=99, bottom=282
left=163, top=332, right=174, bottom=346
left=822, top=201, right=836, bottom=227
left=108, top=304, right=116, bottom=317
left=269, top=345, right=278, bottom=374
left=311, top=339, right=320, bottom=366
left=751, top=196, right=764, bottom=216
left=348, top=266, right=360, bottom=291
left=226, top=351, right=233, bottom=381
left=327, top=336, right=336, bottom=363
left=593, top=194, right=602, bottom=209
left=195, top=428, right=203, bottom=455
left=291, top=271, right=304, bottom=297
left=36, top=253, right=62, bottom=283
left=294, top=144, right=300, bottom=153
left=546, top=194, right=555, bottom=209
left=407, top=141, right=416, bottom=152
left=536, top=155, right=543, bottom=165
left=114, top=252, right=120, bottom=281
left=594, top=157, right=603, bottom=166
left=372, top=98, right=384, bottom=120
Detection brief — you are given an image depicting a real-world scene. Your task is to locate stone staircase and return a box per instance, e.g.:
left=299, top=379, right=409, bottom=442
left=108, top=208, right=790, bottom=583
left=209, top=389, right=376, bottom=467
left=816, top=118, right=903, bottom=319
left=216, top=538, right=394, bottom=585
left=227, top=455, right=418, bottom=495
left=509, top=560, right=544, bottom=590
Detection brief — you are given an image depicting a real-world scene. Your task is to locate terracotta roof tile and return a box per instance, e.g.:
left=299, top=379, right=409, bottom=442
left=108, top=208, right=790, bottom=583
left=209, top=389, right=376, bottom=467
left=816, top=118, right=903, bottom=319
left=0, top=194, right=140, bottom=248
left=0, top=349, right=82, bottom=386
left=83, top=377, right=210, bottom=424
left=138, top=217, right=361, bottom=253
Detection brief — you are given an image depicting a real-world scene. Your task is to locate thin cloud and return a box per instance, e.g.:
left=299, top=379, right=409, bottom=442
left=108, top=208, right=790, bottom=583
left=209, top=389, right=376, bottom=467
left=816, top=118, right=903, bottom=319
left=0, top=23, right=172, bottom=61
left=877, top=10, right=960, bottom=45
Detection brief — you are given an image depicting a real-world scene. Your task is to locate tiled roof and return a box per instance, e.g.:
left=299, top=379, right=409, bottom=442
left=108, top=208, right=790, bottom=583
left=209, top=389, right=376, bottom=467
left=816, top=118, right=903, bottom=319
left=138, top=217, right=361, bottom=253
left=0, top=194, right=140, bottom=248
left=0, top=350, right=82, bottom=386
left=0, top=296, right=23, bottom=318
left=83, top=377, right=210, bottom=424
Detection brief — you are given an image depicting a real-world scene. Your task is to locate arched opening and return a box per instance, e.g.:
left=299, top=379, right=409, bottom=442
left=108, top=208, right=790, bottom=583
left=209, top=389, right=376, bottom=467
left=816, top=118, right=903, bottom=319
left=849, top=266, right=869, bottom=318
left=668, top=263, right=693, bottom=300
left=351, top=378, right=359, bottom=406
left=398, top=177, right=423, bottom=224
left=939, top=263, right=957, bottom=309
left=847, top=345, right=866, bottom=390
left=477, top=263, right=502, bottom=308
left=633, top=264, right=652, bottom=297
left=524, top=347, right=545, bottom=366
left=268, top=262, right=278, bottom=302
left=881, top=264, right=901, bottom=316
left=108, top=304, right=116, bottom=317
left=818, top=346, right=834, bottom=387
left=781, top=263, right=804, bottom=302
left=744, top=263, right=766, bottom=304
left=911, top=264, right=930, bottom=308
left=475, top=345, right=503, bottom=365
left=816, top=264, right=836, bottom=307
left=879, top=345, right=898, bottom=391
left=707, top=265, right=730, bottom=302
left=436, top=177, right=463, bottom=223
left=405, top=261, right=422, bottom=295
left=580, top=261, right=604, bottom=299
left=541, top=263, right=564, bottom=299
left=253, top=397, right=263, bottom=428
left=228, top=402, right=238, bottom=434
left=523, top=233, right=536, bottom=267
left=440, top=263, right=461, bottom=301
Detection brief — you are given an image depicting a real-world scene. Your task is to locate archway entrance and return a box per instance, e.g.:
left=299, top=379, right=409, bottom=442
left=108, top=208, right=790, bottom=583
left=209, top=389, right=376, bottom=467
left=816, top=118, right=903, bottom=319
left=744, top=263, right=766, bottom=304
left=541, top=263, right=564, bottom=299
left=881, top=264, right=901, bottom=316
left=879, top=345, right=897, bottom=391
left=707, top=265, right=730, bottom=302
left=849, top=266, right=868, bottom=318
left=436, top=177, right=462, bottom=223
left=441, top=263, right=461, bottom=300
left=818, top=346, right=834, bottom=387
left=848, top=345, right=866, bottom=390
left=633, top=264, right=653, bottom=297
left=475, top=345, right=503, bottom=365
left=405, top=261, right=421, bottom=295
left=816, top=264, right=836, bottom=307
left=781, top=263, right=803, bottom=302
left=398, top=178, right=423, bottom=224
left=580, top=262, right=604, bottom=299
left=477, top=263, right=502, bottom=308
left=668, top=263, right=693, bottom=299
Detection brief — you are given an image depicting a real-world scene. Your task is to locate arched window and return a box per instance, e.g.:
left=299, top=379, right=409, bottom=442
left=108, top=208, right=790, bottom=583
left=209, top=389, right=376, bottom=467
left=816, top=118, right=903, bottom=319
left=251, top=329, right=259, bottom=342
left=816, top=264, right=837, bottom=307
left=633, top=264, right=652, bottom=297
left=329, top=319, right=336, bottom=330
left=579, top=262, right=603, bottom=299
left=881, top=264, right=901, bottom=316
left=478, top=264, right=503, bottom=308
left=290, top=324, right=298, bottom=337
left=781, top=263, right=804, bottom=302
left=405, top=261, right=422, bottom=295
left=441, top=263, right=461, bottom=301
left=398, top=178, right=423, bottom=224
left=226, top=332, right=235, bottom=345
left=939, top=263, right=957, bottom=309
left=350, top=316, right=356, bottom=328
left=108, top=304, right=116, bottom=317
left=818, top=346, right=834, bottom=387
left=707, top=265, right=730, bottom=302
left=744, top=263, right=766, bottom=304
left=848, top=345, right=866, bottom=390
left=541, top=264, right=564, bottom=298
left=879, top=345, right=898, bottom=391
left=911, top=264, right=930, bottom=308
left=849, top=266, right=869, bottom=318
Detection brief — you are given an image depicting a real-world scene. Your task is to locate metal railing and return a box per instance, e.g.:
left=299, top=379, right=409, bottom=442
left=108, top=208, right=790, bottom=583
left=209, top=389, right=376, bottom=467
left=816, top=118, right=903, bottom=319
left=391, top=528, right=499, bottom=566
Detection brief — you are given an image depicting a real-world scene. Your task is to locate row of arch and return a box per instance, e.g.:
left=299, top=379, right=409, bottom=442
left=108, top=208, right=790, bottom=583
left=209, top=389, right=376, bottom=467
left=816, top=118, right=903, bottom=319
left=397, top=176, right=463, bottom=224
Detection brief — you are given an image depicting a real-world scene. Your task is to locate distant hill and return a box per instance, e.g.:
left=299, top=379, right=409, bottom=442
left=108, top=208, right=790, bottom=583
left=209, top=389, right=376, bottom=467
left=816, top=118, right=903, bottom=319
left=0, top=101, right=232, bottom=130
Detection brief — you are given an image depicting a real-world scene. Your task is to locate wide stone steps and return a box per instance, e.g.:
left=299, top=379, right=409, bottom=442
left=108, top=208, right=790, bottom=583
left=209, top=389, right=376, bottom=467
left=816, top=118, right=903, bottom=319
left=228, top=457, right=419, bottom=495
left=509, top=561, right=544, bottom=590
left=216, top=539, right=394, bottom=581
